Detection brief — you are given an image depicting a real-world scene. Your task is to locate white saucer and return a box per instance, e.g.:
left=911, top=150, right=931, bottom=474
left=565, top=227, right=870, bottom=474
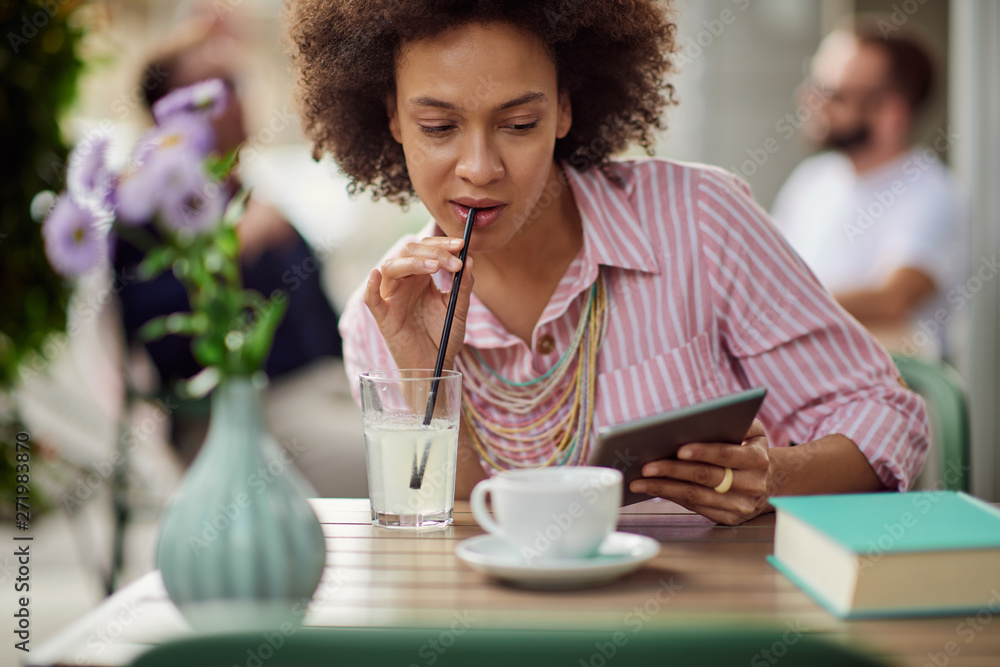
left=455, top=532, right=660, bottom=589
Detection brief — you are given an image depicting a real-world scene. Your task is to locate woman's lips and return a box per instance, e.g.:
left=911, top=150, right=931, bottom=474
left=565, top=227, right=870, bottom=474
left=450, top=201, right=506, bottom=229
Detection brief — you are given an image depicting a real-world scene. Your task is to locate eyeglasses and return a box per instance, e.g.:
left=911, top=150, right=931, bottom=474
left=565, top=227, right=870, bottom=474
left=805, top=79, right=899, bottom=110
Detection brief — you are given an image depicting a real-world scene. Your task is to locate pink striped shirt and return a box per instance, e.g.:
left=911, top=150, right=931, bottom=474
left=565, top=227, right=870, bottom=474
left=339, top=158, right=929, bottom=491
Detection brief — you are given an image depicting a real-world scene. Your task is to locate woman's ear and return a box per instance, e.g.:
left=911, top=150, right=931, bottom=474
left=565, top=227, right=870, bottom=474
left=556, top=90, right=572, bottom=139
left=387, top=93, right=402, bottom=144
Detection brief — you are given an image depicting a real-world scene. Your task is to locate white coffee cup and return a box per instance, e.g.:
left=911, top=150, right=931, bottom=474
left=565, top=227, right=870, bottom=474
left=470, top=467, right=622, bottom=563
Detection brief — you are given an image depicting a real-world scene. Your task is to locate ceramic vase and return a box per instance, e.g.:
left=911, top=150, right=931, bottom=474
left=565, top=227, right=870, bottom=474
left=156, top=376, right=326, bottom=630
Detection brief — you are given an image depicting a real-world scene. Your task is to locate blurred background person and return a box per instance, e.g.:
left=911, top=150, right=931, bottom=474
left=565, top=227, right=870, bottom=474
left=771, top=18, right=965, bottom=360
left=113, top=17, right=366, bottom=496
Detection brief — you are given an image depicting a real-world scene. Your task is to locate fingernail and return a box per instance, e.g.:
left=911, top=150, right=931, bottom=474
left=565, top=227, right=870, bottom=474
left=678, top=448, right=692, bottom=459
left=424, top=259, right=437, bottom=269
left=449, top=257, right=462, bottom=270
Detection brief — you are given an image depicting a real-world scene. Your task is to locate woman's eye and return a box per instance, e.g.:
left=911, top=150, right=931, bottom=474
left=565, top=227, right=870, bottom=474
left=507, top=121, right=538, bottom=133
left=419, top=125, right=455, bottom=135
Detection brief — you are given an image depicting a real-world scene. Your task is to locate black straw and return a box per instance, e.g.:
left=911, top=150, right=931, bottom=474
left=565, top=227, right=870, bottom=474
left=410, top=207, right=476, bottom=490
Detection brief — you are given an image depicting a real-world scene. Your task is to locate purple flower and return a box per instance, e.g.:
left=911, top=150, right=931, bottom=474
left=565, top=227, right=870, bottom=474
left=114, top=161, right=160, bottom=225
left=117, top=118, right=214, bottom=225
left=152, top=148, right=225, bottom=233
left=115, top=145, right=225, bottom=234
left=42, top=196, right=108, bottom=278
left=67, top=134, right=116, bottom=214
left=160, top=175, right=226, bottom=234
left=152, top=78, right=229, bottom=126
left=134, top=114, right=214, bottom=163
left=154, top=147, right=211, bottom=210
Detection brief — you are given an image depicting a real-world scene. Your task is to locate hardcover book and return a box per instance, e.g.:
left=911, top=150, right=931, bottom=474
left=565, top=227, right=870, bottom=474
left=768, top=491, right=1000, bottom=619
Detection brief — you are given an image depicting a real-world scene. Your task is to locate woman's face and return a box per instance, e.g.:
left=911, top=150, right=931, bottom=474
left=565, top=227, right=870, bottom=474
left=388, top=22, right=572, bottom=252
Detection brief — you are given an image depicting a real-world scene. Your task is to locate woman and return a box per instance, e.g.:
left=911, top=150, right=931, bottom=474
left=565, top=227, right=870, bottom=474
left=287, top=0, right=928, bottom=525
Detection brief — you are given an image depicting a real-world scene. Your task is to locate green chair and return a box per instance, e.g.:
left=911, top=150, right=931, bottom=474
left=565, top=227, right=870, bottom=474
left=891, top=353, right=971, bottom=492
left=129, top=627, right=889, bottom=667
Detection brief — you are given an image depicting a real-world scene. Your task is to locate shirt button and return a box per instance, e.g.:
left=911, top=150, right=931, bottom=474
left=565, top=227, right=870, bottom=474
left=536, top=334, right=556, bottom=355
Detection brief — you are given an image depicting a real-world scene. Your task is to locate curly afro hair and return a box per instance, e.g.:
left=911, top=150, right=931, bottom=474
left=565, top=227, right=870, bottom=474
left=286, top=0, right=677, bottom=205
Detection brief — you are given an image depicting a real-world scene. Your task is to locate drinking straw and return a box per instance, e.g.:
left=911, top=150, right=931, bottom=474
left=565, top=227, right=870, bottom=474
left=410, top=207, right=477, bottom=490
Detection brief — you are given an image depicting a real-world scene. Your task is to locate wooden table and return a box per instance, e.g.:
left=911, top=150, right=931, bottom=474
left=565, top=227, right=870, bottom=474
left=30, top=499, right=1000, bottom=667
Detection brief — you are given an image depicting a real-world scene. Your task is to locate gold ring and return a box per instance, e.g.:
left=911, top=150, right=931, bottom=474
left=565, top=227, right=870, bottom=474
left=713, top=467, right=734, bottom=494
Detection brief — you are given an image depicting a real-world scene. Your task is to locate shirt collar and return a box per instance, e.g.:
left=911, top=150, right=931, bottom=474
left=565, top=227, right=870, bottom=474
left=563, top=161, right=660, bottom=276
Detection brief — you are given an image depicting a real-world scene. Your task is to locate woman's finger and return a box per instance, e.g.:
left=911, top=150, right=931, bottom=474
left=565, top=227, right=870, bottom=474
left=676, top=439, right=768, bottom=470
left=628, top=477, right=758, bottom=518
left=377, top=256, right=443, bottom=295
left=683, top=503, right=751, bottom=527
left=362, top=268, right=388, bottom=320
left=640, top=459, right=733, bottom=489
left=456, top=255, right=474, bottom=301
left=417, top=236, right=465, bottom=251
left=397, top=240, right=465, bottom=271
left=745, top=418, right=767, bottom=440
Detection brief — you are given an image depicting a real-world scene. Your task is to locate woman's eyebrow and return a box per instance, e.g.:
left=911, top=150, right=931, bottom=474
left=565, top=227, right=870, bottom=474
left=408, top=96, right=460, bottom=111
left=493, top=91, right=546, bottom=111
left=407, top=91, right=548, bottom=112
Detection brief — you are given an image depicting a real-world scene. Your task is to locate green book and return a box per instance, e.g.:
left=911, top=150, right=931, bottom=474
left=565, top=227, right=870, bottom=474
left=768, top=491, right=1000, bottom=619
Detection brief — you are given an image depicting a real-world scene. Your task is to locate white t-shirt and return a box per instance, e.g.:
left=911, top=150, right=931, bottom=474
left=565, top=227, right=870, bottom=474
left=771, top=148, right=964, bottom=358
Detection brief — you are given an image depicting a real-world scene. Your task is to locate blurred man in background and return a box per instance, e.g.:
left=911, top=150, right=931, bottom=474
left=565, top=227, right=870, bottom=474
left=772, top=19, right=964, bottom=360
left=115, top=18, right=366, bottom=496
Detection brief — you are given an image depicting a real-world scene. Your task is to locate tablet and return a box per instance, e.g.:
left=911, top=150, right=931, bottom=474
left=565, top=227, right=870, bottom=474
left=590, top=387, right=767, bottom=506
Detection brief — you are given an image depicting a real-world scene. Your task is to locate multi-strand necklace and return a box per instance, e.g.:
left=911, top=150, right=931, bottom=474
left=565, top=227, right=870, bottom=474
left=456, top=268, right=608, bottom=470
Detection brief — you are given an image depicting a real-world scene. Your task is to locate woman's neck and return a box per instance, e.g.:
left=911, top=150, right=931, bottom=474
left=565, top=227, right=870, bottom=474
left=470, top=161, right=583, bottom=284
left=465, top=161, right=584, bottom=345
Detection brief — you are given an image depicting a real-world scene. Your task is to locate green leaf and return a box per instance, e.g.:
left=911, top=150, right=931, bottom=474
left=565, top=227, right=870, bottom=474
left=216, top=224, right=239, bottom=260
left=138, top=311, right=210, bottom=343
left=206, top=148, right=239, bottom=182
left=192, top=334, right=225, bottom=367
left=203, top=250, right=225, bottom=274
left=172, top=257, right=191, bottom=280
left=137, top=316, right=169, bottom=342
left=137, top=246, right=176, bottom=280
left=222, top=188, right=251, bottom=229
left=240, top=292, right=289, bottom=372
left=186, top=256, right=211, bottom=289
left=165, top=313, right=188, bottom=334
left=192, top=278, right=219, bottom=305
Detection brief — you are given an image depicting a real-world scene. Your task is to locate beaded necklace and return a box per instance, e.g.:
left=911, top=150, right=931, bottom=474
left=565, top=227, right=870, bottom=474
left=456, top=268, right=608, bottom=470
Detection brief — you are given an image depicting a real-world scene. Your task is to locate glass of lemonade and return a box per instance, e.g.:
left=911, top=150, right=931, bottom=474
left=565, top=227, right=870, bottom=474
left=359, top=370, right=461, bottom=528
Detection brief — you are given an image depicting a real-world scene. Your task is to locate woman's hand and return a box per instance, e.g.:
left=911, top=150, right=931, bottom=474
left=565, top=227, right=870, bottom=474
left=628, top=419, right=772, bottom=526
left=363, top=236, right=475, bottom=371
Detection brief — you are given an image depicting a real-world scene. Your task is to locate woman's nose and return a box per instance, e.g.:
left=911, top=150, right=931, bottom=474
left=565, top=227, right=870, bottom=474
left=454, top=130, right=504, bottom=186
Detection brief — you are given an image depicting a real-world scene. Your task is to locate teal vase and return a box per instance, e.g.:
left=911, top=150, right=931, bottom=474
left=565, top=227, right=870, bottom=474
left=156, top=377, right=326, bottom=630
